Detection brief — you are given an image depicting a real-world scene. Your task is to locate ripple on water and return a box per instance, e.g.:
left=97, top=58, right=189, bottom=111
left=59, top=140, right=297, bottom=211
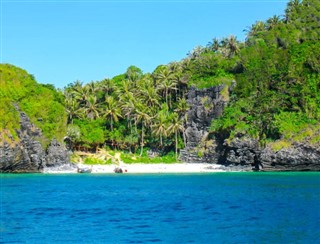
left=1, top=173, right=319, bottom=243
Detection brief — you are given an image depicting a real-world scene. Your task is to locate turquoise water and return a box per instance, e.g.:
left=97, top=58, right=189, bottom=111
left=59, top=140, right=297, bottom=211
left=1, top=172, right=320, bottom=243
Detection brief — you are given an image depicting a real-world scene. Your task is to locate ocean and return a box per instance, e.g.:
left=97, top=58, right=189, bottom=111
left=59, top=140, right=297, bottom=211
left=1, top=172, right=319, bottom=243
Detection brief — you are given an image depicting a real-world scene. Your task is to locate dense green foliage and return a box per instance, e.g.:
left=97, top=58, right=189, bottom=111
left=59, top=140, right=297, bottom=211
left=64, top=0, right=319, bottom=156
left=64, top=65, right=187, bottom=158
left=0, top=64, right=67, bottom=145
left=210, top=0, right=320, bottom=147
left=1, top=0, right=319, bottom=158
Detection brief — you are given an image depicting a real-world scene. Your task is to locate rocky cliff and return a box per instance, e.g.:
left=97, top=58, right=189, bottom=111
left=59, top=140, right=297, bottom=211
left=0, top=105, right=73, bottom=173
left=180, top=85, right=320, bottom=171
left=179, top=85, right=229, bottom=164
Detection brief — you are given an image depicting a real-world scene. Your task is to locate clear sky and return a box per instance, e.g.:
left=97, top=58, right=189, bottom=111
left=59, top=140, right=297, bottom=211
left=1, top=0, right=288, bottom=88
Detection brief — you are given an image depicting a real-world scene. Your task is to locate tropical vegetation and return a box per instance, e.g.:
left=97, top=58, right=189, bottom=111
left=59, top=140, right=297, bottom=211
left=1, top=0, right=319, bottom=160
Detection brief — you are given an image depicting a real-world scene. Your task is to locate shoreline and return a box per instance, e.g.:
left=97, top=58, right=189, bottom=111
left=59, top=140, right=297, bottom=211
left=43, top=163, right=227, bottom=174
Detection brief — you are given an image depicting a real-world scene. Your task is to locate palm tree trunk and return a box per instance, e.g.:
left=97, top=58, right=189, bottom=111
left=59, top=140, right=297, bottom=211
left=175, top=131, right=178, bottom=159
left=165, top=88, right=168, bottom=105
left=183, top=129, right=187, bottom=146
left=140, top=124, right=144, bottom=156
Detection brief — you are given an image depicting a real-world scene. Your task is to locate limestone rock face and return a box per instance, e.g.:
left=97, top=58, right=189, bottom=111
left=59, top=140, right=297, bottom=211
left=45, top=139, right=70, bottom=167
left=223, top=137, right=260, bottom=171
left=260, top=143, right=320, bottom=171
left=179, top=85, right=228, bottom=163
left=179, top=84, right=320, bottom=171
left=0, top=105, right=70, bottom=173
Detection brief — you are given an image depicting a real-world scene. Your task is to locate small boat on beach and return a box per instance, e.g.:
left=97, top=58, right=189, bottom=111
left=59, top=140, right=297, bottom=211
left=77, top=166, right=92, bottom=173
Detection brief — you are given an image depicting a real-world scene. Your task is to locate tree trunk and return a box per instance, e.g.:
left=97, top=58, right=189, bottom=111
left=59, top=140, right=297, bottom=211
left=183, top=129, right=187, bottom=146
left=140, top=124, right=144, bottom=156
left=175, top=131, right=178, bottom=159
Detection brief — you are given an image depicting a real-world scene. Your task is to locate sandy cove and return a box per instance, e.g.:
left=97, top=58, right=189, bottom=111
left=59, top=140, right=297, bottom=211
left=44, top=163, right=226, bottom=174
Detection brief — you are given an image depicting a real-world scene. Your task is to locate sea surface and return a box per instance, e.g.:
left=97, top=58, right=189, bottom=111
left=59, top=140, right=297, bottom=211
left=1, top=172, right=319, bottom=243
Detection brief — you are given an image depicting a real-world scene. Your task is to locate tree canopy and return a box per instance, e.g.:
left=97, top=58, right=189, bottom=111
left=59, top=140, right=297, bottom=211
left=1, top=0, right=319, bottom=155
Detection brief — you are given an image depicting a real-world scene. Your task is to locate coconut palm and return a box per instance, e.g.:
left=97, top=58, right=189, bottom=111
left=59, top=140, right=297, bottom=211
left=207, top=37, right=220, bottom=52
left=86, top=81, right=99, bottom=94
left=244, top=21, right=266, bottom=39
left=73, top=84, right=90, bottom=105
left=104, top=96, right=122, bottom=131
left=98, top=78, right=115, bottom=96
left=116, top=79, right=134, bottom=98
left=134, top=105, right=152, bottom=156
left=139, top=81, right=160, bottom=108
left=171, top=72, right=187, bottom=98
left=84, top=95, right=100, bottom=120
left=227, top=35, right=240, bottom=57
left=266, top=15, right=281, bottom=30
left=120, top=92, right=137, bottom=131
left=65, top=94, right=81, bottom=124
left=285, top=0, right=300, bottom=23
left=156, top=68, right=177, bottom=107
left=151, top=104, right=170, bottom=147
left=167, top=112, right=184, bottom=159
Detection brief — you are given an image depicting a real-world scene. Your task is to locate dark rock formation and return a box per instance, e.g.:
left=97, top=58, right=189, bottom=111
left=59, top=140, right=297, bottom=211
left=221, top=138, right=320, bottom=171
left=179, top=85, right=229, bottom=163
left=0, top=105, right=71, bottom=173
left=180, top=84, right=320, bottom=171
left=45, top=139, right=70, bottom=168
left=114, top=167, right=123, bottom=173
left=218, top=137, right=261, bottom=171
left=260, top=143, right=320, bottom=171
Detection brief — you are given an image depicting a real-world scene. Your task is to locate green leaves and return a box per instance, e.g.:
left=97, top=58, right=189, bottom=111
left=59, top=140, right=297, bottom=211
left=0, top=64, right=67, bottom=145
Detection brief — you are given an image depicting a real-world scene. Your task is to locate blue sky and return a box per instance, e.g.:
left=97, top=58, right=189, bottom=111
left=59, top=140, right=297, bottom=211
left=1, top=0, right=288, bottom=88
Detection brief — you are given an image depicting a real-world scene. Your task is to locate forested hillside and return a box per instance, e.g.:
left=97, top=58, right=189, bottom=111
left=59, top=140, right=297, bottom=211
left=1, top=0, right=319, bottom=162
left=63, top=0, right=319, bottom=157
left=210, top=0, right=320, bottom=149
left=0, top=64, right=67, bottom=146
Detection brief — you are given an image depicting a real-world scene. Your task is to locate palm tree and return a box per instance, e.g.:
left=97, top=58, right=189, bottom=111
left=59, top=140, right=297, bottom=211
left=65, top=94, right=81, bottom=124
left=285, top=0, right=300, bottom=23
left=104, top=96, right=122, bottom=131
left=168, top=62, right=182, bottom=73
left=266, top=15, right=281, bottom=30
left=156, top=68, right=177, bottom=107
left=87, top=81, right=99, bottom=93
left=207, top=37, right=220, bottom=52
left=227, top=35, right=240, bottom=57
left=116, top=79, right=134, bottom=98
left=174, top=98, right=188, bottom=117
left=187, top=45, right=205, bottom=59
left=98, top=78, right=114, bottom=96
left=73, top=84, right=90, bottom=106
left=120, top=92, right=137, bottom=131
left=134, top=105, right=152, bottom=156
left=167, top=113, right=184, bottom=159
left=151, top=105, right=169, bottom=147
left=175, top=98, right=188, bottom=146
left=171, top=73, right=186, bottom=98
left=84, top=95, right=100, bottom=120
left=139, top=80, right=160, bottom=108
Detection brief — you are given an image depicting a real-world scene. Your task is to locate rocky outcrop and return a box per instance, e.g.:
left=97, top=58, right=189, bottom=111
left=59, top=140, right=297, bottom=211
left=45, top=139, right=70, bottom=168
left=0, top=105, right=72, bottom=173
left=180, top=84, right=320, bottom=171
left=221, top=137, right=320, bottom=171
left=179, top=85, right=230, bottom=164
left=260, top=142, right=320, bottom=171
left=219, top=137, right=261, bottom=171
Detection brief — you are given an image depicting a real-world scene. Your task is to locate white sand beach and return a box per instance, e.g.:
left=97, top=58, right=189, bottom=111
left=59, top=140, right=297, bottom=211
left=93, top=163, right=226, bottom=173
left=44, top=163, right=226, bottom=174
